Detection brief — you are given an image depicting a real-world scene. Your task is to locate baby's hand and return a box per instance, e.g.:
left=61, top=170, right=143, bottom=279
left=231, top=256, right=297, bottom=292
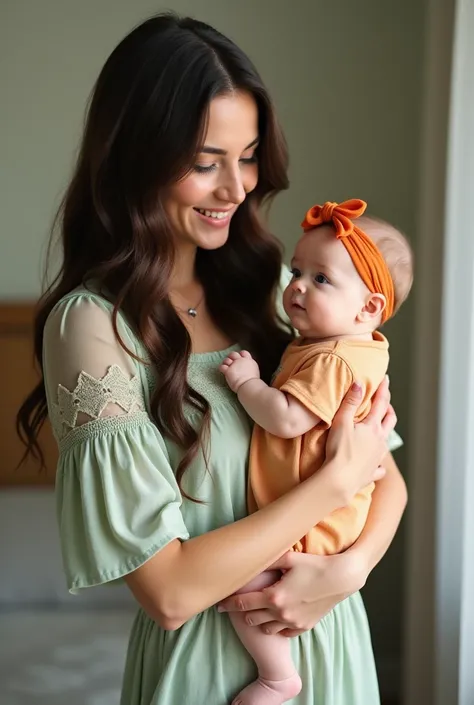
left=219, top=350, right=260, bottom=393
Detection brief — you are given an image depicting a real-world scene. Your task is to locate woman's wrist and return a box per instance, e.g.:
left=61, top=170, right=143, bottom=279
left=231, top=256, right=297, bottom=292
left=317, top=457, right=358, bottom=509
left=340, top=542, right=371, bottom=591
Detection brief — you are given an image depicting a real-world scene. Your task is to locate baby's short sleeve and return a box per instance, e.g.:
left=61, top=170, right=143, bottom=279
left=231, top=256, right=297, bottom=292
left=280, top=352, right=354, bottom=428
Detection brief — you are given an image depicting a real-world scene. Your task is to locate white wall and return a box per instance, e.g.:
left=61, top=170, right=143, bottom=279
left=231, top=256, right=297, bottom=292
left=1, top=0, right=426, bottom=697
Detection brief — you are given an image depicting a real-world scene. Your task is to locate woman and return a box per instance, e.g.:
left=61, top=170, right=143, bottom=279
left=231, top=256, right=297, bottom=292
left=17, top=13, right=407, bottom=705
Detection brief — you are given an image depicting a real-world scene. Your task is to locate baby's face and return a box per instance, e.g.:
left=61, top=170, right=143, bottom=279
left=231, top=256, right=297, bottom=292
left=283, top=227, right=372, bottom=340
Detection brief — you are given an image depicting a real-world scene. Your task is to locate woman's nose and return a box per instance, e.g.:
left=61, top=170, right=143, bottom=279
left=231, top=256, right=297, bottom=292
left=216, top=167, right=247, bottom=205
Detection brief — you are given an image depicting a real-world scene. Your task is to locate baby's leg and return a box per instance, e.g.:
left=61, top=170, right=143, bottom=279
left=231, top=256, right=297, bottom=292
left=229, top=570, right=302, bottom=705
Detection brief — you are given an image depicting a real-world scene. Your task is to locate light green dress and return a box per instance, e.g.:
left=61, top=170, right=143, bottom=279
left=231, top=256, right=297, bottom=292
left=42, top=273, right=402, bottom=705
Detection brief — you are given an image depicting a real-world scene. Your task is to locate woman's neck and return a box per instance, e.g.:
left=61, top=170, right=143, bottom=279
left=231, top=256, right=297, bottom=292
left=170, top=243, right=198, bottom=292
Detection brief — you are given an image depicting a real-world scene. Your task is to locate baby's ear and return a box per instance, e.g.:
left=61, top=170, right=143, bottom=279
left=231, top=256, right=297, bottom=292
left=357, top=293, right=386, bottom=323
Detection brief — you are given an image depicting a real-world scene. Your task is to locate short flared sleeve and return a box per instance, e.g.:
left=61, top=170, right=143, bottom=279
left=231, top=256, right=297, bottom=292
left=43, top=293, right=189, bottom=593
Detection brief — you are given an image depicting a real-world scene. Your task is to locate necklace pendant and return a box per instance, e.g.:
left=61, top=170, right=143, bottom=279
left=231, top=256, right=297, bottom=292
left=187, top=308, right=197, bottom=318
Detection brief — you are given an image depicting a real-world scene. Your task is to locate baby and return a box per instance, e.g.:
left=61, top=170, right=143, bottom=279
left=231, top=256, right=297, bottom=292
left=220, top=199, right=413, bottom=705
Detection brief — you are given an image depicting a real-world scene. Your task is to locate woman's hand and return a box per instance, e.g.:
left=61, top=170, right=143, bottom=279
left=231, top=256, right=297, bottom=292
left=218, top=550, right=367, bottom=637
left=322, top=377, right=397, bottom=503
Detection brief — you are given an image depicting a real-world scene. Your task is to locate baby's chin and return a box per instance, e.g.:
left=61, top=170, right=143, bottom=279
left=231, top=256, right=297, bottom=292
left=287, top=309, right=344, bottom=340
left=294, top=324, right=345, bottom=341
left=294, top=328, right=330, bottom=340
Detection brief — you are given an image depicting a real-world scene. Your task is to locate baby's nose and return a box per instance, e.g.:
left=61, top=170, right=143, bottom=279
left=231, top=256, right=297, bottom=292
left=292, top=279, right=305, bottom=293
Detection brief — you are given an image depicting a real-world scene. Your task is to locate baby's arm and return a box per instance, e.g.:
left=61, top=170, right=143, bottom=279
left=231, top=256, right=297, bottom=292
left=219, top=351, right=320, bottom=438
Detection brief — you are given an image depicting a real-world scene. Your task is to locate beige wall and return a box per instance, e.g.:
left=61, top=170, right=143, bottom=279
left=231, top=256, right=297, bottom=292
left=1, top=0, right=426, bottom=696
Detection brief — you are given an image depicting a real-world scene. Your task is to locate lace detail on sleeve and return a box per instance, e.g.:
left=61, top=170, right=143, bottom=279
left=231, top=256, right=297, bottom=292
left=50, top=364, right=145, bottom=440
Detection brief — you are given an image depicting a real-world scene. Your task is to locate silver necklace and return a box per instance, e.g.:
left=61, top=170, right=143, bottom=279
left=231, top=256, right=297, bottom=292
left=173, top=292, right=204, bottom=318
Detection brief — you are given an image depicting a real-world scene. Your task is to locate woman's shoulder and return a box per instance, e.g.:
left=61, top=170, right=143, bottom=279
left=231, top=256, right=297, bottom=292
left=42, top=285, right=151, bottom=438
left=45, top=285, right=136, bottom=345
left=48, top=284, right=114, bottom=321
left=43, top=285, right=144, bottom=381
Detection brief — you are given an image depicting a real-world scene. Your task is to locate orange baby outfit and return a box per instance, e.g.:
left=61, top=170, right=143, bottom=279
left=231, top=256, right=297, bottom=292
left=248, top=332, right=389, bottom=554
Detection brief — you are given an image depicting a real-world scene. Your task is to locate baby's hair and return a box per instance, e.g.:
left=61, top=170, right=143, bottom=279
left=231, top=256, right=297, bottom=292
left=356, top=215, right=414, bottom=314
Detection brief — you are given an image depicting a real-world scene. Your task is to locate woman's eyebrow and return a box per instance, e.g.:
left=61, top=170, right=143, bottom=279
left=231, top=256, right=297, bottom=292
left=200, top=136, right=259, bottom=155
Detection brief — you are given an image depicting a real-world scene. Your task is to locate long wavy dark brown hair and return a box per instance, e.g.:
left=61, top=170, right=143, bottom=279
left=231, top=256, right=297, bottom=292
left=16, top=12, right=293, bottom=498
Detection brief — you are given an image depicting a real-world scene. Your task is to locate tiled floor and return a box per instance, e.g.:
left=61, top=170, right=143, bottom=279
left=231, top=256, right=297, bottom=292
left=0, top=610, right=135, bottom=705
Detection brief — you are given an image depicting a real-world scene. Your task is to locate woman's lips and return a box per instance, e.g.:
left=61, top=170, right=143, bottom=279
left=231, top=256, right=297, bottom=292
left=193, top=207, right=233, bottom=228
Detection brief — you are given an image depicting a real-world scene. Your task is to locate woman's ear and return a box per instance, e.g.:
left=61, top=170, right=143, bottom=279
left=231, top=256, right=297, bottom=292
left=357, top=293, right=386, bottom=323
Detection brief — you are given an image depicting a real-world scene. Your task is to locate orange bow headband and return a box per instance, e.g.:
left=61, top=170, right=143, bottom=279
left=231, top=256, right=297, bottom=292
left=301, top=199, right=395, bottom=323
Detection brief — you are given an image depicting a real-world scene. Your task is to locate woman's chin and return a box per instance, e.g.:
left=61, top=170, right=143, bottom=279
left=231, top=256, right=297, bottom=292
left=195, top=229, right=231, bottom=251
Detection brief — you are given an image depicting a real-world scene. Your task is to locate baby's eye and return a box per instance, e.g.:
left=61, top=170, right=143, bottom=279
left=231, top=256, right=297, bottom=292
left=315, top=273, right=329, bottom=284
left=290, top=268, right=301, bottom=279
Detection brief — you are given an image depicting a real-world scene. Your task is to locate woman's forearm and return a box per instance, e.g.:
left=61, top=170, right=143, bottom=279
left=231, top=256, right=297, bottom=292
left=346, top=452, right=407, bottom=572
left=125, top=462, right=345, bottom=629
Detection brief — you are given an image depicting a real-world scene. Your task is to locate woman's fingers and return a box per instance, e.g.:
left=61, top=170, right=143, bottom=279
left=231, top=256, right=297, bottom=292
left=279, top=628, right=306, bottom=638
left=332, top=382, right=364, bottom=427
left=217, top=590, right=269, bottom=613
left=381, top=403, right=397, bottom=437
left=241, top=609, right=274, bottom=627
left=366, top=376, right=390, bottom=426
left=259, top=620, right=287, bottom=635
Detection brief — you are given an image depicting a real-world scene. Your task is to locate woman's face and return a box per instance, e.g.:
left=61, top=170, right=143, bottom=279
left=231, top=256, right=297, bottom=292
left=164, top=91, right=259, bottom=252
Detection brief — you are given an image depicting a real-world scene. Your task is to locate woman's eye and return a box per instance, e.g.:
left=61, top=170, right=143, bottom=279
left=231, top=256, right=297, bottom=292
left=315, top=273, right=329, bottom=284
left=239, top=155, right=258, bottom=166
left=193, top=163, right=217, bottom=174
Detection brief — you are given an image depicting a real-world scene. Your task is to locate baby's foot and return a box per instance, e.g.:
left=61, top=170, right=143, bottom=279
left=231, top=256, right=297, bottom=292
left=232, top=672, right=302, bottom=705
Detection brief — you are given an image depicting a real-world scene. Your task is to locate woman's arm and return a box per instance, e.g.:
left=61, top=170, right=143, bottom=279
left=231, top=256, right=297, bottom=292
left=217, top=451, right=407, bottom=636
left=344, top=451, right=407, bottom=576
left=125, top=380, right=393, bottom=630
